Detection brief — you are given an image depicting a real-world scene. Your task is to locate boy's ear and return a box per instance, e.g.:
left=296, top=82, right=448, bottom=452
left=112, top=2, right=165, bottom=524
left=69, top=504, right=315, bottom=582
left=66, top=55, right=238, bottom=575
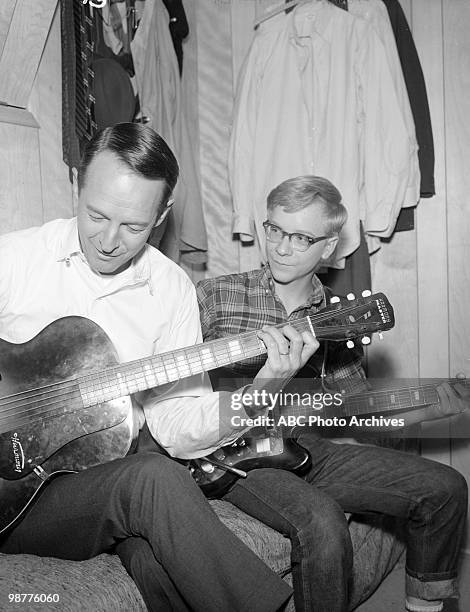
left=321, top=235, right=339, bottom=261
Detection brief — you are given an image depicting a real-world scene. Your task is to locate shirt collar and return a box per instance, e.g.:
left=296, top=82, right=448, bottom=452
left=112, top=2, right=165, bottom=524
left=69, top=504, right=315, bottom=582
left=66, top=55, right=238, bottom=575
left=53, top=217, right=153, bottom=293
left=261, top=264, right=326, bottom=309
left=54, top=217, right=82, bottom=261
left=287, top=0, right=333, bottom=46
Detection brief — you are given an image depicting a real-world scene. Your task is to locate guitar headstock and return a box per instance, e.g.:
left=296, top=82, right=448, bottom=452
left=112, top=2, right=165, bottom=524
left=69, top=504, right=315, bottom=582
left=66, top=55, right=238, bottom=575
left=309, top=291, right=395, bottom=344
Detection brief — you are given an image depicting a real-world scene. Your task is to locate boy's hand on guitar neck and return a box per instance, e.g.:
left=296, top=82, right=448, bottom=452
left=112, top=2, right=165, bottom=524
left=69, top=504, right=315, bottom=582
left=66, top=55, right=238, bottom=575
left=257, top=324, right=319, bottom=382
left=242, top=325, right=319, bottom=416
left=432, top=378, right=470, bottom=420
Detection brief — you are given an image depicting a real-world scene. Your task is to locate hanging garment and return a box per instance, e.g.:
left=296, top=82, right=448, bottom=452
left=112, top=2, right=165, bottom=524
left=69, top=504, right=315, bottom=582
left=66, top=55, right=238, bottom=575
left=131, top=0, right=207, bottom=264
left=382, top=0, right=435, bottom=197
left=349, top=0, right=420, bottom=207
left=229, top=0, right=418, bottom=267
left=162, top=0, right=189, bottom=75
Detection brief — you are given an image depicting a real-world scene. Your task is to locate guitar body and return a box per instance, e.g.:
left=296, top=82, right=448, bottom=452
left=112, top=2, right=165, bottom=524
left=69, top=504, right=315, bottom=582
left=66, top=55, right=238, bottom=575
left=191, top=436, right=311, bottom=498
left=0, top=317, right=134, bottom=535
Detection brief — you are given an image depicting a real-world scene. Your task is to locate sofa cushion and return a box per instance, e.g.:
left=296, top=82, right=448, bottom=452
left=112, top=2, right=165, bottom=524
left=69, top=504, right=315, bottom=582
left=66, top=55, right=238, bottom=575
left=0, top=500, right=404, bottom=611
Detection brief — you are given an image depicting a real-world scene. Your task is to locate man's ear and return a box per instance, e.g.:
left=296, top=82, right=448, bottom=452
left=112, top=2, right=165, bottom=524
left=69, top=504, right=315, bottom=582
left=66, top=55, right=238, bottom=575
left=72, top=167, right=79, bottom=214
left=154, top=198, right=174, bottom=228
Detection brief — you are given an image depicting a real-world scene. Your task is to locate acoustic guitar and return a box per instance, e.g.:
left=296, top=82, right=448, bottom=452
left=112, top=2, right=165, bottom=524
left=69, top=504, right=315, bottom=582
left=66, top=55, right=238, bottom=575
left=0, top=292, right=393, bottom=534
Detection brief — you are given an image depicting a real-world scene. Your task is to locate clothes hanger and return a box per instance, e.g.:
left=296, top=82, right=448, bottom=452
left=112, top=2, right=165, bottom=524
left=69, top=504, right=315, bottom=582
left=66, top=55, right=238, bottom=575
left=253, top=0, right=317, bottom=30
left=254, top=0, right=310, bottom=30
left=253, top=0, right=348, bottom=30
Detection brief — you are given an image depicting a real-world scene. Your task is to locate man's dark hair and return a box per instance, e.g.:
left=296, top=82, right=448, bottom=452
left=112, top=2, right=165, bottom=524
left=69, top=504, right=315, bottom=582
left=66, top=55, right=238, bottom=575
left=78, top=123, right=179, bottom=208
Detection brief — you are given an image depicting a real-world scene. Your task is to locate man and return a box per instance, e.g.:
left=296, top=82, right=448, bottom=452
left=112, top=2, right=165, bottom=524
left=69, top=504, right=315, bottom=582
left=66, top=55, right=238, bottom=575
left=0, top=124, right=319, bottom=611
left=197, top=175, right=468, bottom=612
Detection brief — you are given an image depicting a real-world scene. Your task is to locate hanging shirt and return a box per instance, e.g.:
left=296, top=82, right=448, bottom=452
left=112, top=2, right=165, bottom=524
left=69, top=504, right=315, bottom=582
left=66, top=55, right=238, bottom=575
left=0, top=218, right=246, bottom=459
left=382, top=0, right=435, bottom=197
left=349, top=0, right=420, bottom=208
left=131, top=0, right=208, bottom=264
left=229, top=1, right=418, bottom=267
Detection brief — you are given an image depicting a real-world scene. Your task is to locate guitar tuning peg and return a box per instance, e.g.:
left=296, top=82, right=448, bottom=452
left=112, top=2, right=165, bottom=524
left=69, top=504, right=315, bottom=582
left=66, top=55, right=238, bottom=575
left=361, top=336, right=371, bottom=345
left=330, top=296, right=340, bottom=304
left=378, top=332, right=384, bottom=340
left=361, top=289, right=372, bottom=297
left=346, top=340, right=355, bottom=349
left=347, top=293, right=355, bottom=301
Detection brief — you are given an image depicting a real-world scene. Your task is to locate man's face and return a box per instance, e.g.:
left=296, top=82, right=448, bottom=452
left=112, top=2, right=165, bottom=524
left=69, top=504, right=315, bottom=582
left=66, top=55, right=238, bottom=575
left=76, top=151, right=168, bottom=275
left=265, top=204, right=337, bottom=285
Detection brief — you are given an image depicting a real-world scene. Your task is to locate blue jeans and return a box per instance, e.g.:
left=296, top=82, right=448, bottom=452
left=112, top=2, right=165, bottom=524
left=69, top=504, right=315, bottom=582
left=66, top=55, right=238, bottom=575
left=0, top=452, right=292, bottom=612
left=224, top=436, right=467, bottom=612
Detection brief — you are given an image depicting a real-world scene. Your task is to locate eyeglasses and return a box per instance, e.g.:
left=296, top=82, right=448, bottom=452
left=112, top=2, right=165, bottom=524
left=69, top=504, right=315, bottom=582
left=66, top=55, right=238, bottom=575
left=262, top=221, right=329, bottom=252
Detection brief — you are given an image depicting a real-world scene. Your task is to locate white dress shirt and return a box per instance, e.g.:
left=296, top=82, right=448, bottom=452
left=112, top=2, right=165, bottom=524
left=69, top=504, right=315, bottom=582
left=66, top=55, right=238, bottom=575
left=229, top=1, right=419, bottom=266
left=0, top=218, right=243, bottom=458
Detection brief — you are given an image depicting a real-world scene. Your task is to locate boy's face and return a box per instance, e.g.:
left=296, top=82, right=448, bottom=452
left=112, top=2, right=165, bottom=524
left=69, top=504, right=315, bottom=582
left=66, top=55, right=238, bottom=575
left=265, top=204, right=337, bottom=285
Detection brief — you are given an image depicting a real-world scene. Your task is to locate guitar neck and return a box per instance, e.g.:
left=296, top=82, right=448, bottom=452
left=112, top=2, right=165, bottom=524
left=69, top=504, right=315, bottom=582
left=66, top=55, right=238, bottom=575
left=282, top=380, right=469, bottom=420
left=77, top=292, right=393, bottom=407
left=339, top=385, right=440, bottom=417
left=78, top=319, right=307, bottom=407
left=340, top=379, right=470, bottom=417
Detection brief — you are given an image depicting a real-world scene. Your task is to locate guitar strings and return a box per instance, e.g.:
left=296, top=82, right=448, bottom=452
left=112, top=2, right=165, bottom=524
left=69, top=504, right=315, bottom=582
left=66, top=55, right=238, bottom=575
left=0, top=303, right=385, bottom=430
left=0, top=320, right=376, bottom=429
left=1, top=299, right=381, bottom=409
left=0, top=319, right=367, bottom=427
left=0, top=340, right=267, bottom=430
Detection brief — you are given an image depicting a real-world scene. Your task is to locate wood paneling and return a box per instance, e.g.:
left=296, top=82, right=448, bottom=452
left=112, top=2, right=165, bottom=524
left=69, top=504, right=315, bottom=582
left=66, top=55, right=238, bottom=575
left=0, top=0, right=57, bottom=107
left=0, top=105, right=38, bottom=128
left=413, top=0, right=452, bottom=462
left=444, top=0, right=470, bottom=380
left=442, top=0, right=470, bottom=551
left=0, top=123, right=42, bottom=233
left=414, top=0, right=449, bottom=379
left=0, top=1, right=17, bottom=61
left=28, top=4, right=73, bottom=222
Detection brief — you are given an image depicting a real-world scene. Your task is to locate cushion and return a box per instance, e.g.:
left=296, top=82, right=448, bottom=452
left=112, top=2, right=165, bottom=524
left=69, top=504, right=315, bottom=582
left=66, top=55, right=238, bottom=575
left=0, top=500, right=404, bottom=611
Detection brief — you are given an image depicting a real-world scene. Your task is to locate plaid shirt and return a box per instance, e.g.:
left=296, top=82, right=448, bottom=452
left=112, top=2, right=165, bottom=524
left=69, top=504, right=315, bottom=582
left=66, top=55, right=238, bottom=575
left=197, top=266, right=367, bottom=395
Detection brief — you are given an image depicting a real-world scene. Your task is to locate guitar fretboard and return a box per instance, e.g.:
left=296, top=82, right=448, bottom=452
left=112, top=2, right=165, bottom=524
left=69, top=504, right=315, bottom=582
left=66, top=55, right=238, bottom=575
left=340, top=385, right=440, bottom=417
left=78, top=320, right=310, bottom=406
left=77, top=295, right=392, bottom=407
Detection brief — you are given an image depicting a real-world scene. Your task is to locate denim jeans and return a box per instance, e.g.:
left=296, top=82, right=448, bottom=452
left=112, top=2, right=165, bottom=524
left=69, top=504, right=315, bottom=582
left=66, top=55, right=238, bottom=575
left=0, top=452, right=292, bottom=612
left=224, top=436, right=467, bottom=612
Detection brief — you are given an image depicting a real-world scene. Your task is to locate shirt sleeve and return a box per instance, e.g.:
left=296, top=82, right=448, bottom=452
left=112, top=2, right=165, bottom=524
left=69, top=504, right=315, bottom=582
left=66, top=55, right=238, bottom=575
left=142, top=280, right=248, bottom=459
left=228, top=38, right=261, bottom=240
left=358, top=25, right=416, bottom=237
left=196, top=277, right=221, bottom=343
left=0, top=234, right=15, bottom=319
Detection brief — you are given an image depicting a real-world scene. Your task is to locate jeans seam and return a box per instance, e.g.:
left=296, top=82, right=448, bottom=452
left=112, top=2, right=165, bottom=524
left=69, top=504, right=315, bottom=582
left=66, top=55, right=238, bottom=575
left=227, top=485, right=319, bottom=610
